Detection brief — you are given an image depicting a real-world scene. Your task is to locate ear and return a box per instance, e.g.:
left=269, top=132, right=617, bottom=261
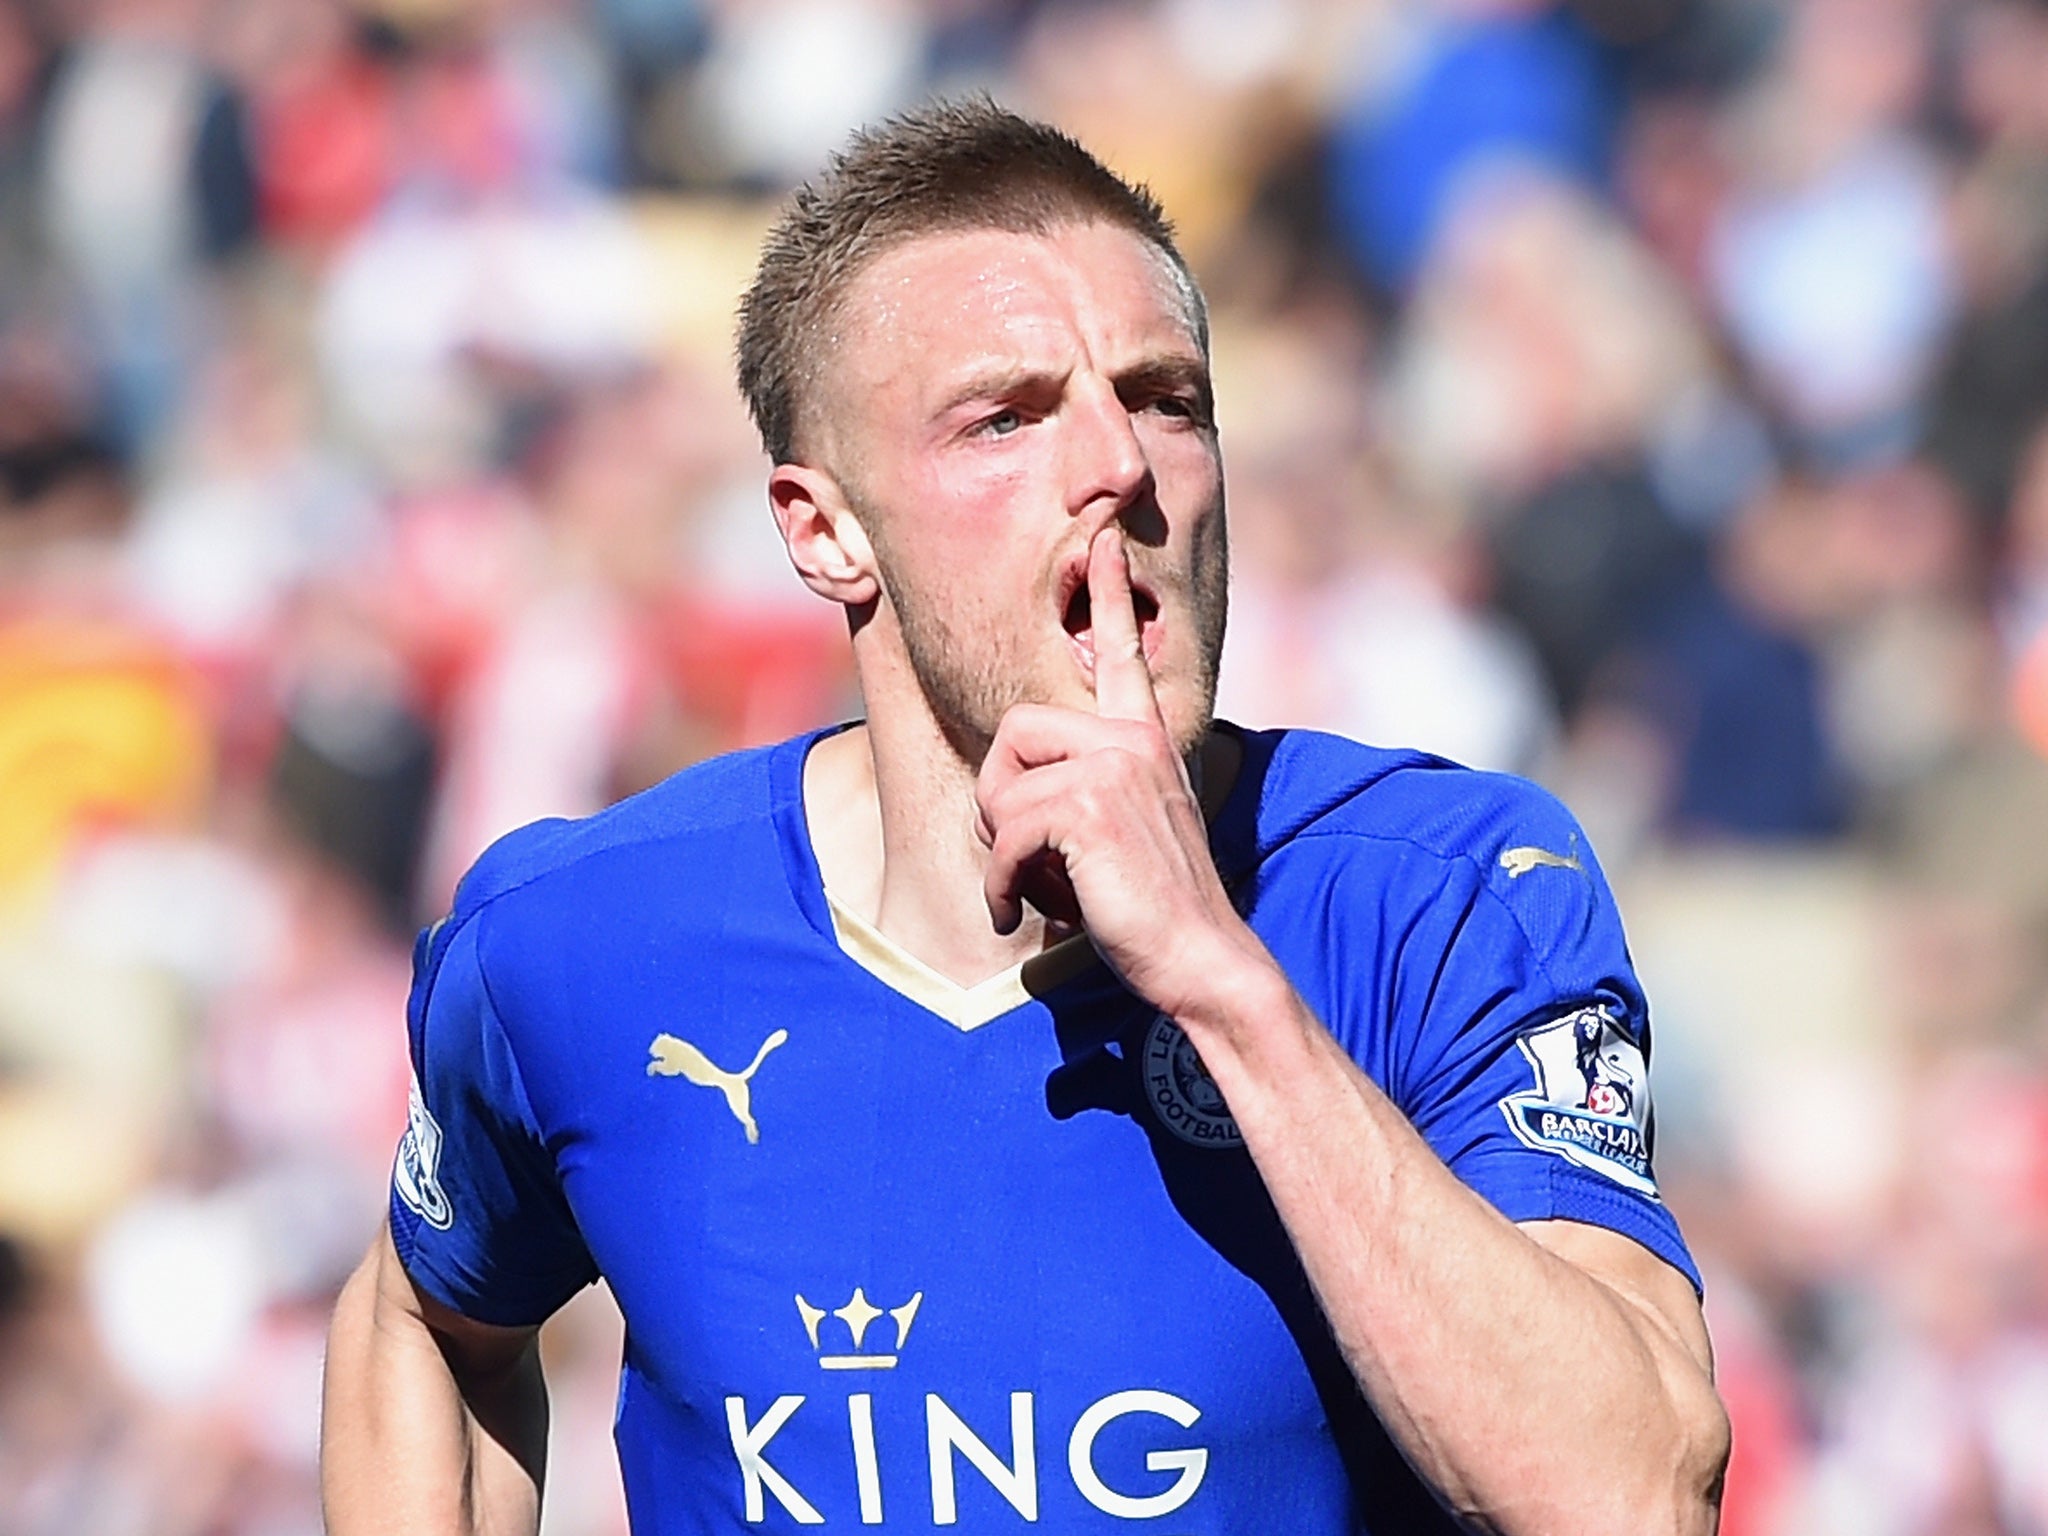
left=769, top=462, right=881, bottom=608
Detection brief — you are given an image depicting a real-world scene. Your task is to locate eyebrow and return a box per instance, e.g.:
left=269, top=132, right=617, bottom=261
left=1112, top=356, right=1213, bottom=415
left=931, top=353, right=1213, bottom=420
left=932, top=364, right=1065, bottom=418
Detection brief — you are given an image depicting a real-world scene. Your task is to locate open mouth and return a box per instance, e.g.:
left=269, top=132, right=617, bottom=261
left=1061, top=573, right=1162, bottom=669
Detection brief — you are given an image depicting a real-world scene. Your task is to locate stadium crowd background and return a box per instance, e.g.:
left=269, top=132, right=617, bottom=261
left=0, top=0, right=2045, bottom=1529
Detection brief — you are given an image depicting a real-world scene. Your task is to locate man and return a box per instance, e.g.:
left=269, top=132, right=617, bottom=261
left=322, top=100, right=1729, bottom=1535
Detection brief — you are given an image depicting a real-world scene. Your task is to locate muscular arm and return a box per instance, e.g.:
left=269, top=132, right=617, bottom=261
left=1183, top=958, right=1727, bottom=1535
left=979, top=528, right=1729, bottom=1536
left=322, top=1222, right=549, bottom=1536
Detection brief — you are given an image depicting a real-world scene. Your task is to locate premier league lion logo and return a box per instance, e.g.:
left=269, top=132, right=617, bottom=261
left=1571, top=1007, right=1636, bottom=1120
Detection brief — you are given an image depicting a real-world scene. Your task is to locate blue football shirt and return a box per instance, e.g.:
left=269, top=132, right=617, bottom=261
left=390, top=724, right=1696, bottom=1534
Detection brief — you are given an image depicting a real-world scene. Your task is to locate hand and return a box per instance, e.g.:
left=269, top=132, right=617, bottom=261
left=975, top=526, right=1263, bottom=1020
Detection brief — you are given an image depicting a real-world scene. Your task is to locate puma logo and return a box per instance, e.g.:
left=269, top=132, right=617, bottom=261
left=1498, top=840, right=1585, bottom=879
left=646, top=1029, right=789, bottom=1144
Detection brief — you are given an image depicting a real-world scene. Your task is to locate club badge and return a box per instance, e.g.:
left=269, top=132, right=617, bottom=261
left=1141, top=1014, right=1242, bottom=1149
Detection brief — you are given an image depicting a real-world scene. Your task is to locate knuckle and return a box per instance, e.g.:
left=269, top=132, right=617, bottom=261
left=1074, top=781, right=1121, bottom=835
left=1069, top=791, right=1100, bottom=833
left=1099, top=743, right=1149, bottom=784
left=988, top=777, right=1034, bottom=827
left=975, top=773, right=1007, bottom=818
left=1128, top=720, right=1171, bottom=759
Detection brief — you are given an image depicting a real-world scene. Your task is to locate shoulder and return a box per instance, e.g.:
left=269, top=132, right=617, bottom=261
left=1242, top=727, right=1583, bottom=873
left=1234, top=727, right=1619, bottom=963
left=449, top=734, right=803, bottom=926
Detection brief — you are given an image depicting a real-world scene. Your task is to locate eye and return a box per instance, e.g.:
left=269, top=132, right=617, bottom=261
left=980, top=409, right=1024, bottom=437
left=1141, top=393, right=1205, bottom=426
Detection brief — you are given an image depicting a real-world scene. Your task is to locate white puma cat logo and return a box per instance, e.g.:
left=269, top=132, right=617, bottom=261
left=1498, top=838, right=1585, bottom=879
left=646, top=1029, right=789, bottom=1144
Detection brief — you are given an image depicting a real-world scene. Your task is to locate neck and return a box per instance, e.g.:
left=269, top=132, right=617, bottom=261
left=804, top=658, right=1238, bottom=991
left=806, top=659, right=1052, bottom=988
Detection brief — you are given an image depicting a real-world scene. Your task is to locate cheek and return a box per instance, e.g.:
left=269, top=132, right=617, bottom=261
left=897, top=459, right=1045, bottom=595
left=882, top=464, right=1036, bottom=611
left=1137, top=424, right=1223, bottom=499
left=922, top=455, right=1032, bottom=535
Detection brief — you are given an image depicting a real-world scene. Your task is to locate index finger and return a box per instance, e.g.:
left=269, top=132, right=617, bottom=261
left=1088, top=524, right=1164, bottom=726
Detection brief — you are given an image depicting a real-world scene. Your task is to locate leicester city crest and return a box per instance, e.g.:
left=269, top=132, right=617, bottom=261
left=1141, top=1014, right=1242, bottom=1149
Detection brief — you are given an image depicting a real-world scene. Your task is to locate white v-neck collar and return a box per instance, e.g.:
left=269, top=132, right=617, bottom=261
left=823, top=891, right=1097, bottom=1032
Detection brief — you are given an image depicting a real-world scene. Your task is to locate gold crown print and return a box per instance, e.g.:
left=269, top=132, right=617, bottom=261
left=794, top=1287, right=924, bottom=1370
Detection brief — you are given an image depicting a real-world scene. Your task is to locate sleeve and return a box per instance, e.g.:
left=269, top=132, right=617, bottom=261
left=388, top=907, right=598, bottom=1326
left=1379, top=793, right=1701, bottom=1293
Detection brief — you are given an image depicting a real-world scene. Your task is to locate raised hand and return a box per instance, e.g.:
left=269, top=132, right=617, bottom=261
left=976, top=526, right=1264, bottom=1021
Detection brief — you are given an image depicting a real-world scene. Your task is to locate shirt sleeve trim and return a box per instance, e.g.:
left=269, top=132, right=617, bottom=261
left=389, top=1186, right=590, bottom=1328
left=1482, top=1170, right=1704, bottom=1297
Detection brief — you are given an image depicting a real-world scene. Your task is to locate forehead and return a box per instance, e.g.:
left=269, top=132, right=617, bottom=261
left=829, top=222, right=1203, bottom=400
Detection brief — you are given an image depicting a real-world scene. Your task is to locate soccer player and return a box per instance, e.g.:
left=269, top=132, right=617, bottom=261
left=322, top=101, right=1729, bottom=1535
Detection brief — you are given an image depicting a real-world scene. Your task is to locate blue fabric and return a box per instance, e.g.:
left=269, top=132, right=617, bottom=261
left=1327, top=7, right=1618, bottom=289
left=392, top=725, right=1696, bottom=1533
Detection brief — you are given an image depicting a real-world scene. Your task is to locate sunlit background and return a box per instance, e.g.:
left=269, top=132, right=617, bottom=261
left=1, top=0, right=2045, bottom=1530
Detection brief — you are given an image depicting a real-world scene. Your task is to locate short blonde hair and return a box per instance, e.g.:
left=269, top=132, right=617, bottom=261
left=735, top=97, right=1204, bottom=465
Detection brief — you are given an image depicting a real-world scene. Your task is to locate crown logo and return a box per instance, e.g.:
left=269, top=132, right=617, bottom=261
left=794, top=1287, right=924, bottom=1370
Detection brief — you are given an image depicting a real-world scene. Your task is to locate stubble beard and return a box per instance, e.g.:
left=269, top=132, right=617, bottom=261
left=872, top=511, right=1231, bottom=771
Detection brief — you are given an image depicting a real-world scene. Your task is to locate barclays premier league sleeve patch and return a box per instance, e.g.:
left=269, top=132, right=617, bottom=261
left=1498, top=1005, right=1659, bottom=1199
left=394, top=1071, right=455, bottom=1230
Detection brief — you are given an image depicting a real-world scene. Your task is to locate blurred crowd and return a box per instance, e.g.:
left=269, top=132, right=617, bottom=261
left=0, top=0, right=2044, bottom=1531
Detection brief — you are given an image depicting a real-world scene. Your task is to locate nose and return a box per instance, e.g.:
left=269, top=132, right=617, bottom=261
left=1064, top=376, right=1154, bottom=531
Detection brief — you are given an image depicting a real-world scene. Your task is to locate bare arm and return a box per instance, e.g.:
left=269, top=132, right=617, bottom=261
left=1183, top=961, right=1728, bottom=1535
left=321, top=1222, right=549, bottom=1536
left=977, top=527, right=1729, bottom=1536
